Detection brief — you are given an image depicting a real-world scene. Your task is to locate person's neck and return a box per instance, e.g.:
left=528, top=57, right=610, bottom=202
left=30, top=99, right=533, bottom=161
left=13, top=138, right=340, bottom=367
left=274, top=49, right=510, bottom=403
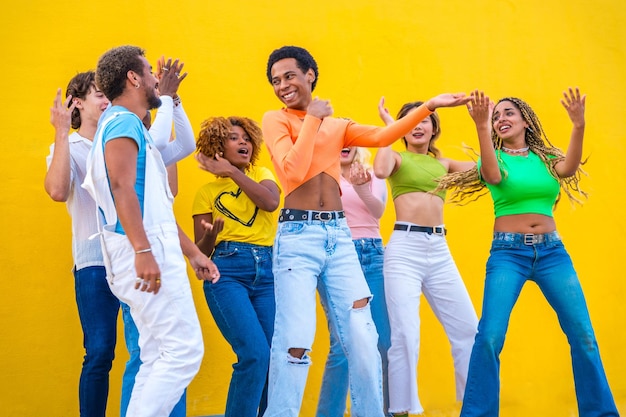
left=112, top=96, right=148, bottom=120
left=77, top=121, right=98, bottom=141
left=340, top=163, right=351, bottom=180
left=407, top=143, right=429, bottom=155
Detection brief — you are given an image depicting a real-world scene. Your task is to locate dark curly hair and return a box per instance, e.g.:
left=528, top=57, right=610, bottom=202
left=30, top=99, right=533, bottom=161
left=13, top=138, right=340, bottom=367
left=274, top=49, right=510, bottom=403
left=196, top=116, right=264, bottom=172
left=65, top=71, right=96, bottom=130
left=95, top=45, right=146, bottom=101
left=266, top=46, right=319, bottom=91
left=396, top=101, right=442, bottom=158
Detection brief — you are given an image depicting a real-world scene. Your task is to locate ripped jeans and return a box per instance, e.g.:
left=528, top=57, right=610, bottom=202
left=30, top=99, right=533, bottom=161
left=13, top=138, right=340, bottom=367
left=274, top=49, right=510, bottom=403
left=263, top=217, right=384, bottom=417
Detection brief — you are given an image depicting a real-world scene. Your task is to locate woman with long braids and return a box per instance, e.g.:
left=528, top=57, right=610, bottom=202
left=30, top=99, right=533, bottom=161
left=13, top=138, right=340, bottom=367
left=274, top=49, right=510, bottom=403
left=374, top=99, right=478, bottom=417
left=193, top=116, right=280, bottom=417
left=438, top=89, right=619, bottom=416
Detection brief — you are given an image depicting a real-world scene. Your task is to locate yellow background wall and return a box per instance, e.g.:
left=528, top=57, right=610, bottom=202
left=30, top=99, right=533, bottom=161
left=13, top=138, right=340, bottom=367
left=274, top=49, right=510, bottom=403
left=1, top=0, right=624, bottom=416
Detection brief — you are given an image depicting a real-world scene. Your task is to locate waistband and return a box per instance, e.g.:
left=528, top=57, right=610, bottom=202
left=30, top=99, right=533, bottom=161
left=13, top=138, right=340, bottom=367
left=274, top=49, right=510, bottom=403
left=493, top=231, right=561, bottom=245
left=394, top=223, right=447, bottom=236
left=278, top=208, right=345, bottom=222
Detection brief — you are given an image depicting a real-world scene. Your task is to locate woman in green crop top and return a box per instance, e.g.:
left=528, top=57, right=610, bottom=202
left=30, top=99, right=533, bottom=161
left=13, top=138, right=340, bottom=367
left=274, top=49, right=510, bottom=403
left=439, top=89, right=618, bottom=416
left=373, top=99, right=478, bottom=417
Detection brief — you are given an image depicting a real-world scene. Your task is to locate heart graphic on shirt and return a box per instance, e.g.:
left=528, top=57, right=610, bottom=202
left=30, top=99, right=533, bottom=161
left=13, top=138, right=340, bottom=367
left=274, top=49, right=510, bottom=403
left=214, top=188, right=259, bottom=227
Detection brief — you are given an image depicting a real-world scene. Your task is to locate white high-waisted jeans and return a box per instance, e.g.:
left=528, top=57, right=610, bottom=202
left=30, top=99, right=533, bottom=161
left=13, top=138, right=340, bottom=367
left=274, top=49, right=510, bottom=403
left=384, top=223, right=478, bottom=414
left=101, top=222, right=204, bottom=417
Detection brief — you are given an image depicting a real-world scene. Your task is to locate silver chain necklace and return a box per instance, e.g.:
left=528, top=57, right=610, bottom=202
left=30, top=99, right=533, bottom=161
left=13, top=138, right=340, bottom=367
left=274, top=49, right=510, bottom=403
left=501, top=146, right=529, bottom=154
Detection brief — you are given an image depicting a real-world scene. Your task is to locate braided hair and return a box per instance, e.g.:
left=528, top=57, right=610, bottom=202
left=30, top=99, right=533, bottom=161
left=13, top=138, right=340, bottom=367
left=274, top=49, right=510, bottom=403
left=437, top=97, right=586, bottom=205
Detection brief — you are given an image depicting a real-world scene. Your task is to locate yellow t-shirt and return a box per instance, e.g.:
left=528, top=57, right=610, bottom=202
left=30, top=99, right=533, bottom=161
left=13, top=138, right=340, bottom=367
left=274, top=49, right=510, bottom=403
left=192, top=166, right=278, bottom=247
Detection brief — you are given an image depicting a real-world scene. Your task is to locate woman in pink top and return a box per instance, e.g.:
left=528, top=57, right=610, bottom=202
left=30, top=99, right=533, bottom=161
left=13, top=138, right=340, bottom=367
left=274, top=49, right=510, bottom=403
left=316, top=147, right=391, bottom=417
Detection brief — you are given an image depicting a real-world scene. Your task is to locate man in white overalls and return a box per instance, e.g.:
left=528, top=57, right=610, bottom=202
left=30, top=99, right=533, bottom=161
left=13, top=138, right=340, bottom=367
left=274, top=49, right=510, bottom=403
left=83, top=45, right=220, bottom=417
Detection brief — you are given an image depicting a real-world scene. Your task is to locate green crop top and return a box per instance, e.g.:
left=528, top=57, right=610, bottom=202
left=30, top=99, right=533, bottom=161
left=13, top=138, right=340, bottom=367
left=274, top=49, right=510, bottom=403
left=477, top=151, right=560, bottom=218
left=388, top=152, right=447, bottom=200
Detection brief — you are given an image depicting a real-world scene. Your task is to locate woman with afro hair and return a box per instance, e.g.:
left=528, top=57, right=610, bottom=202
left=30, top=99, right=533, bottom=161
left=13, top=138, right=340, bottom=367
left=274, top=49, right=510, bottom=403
left=192, top=116, right=281, bottom=417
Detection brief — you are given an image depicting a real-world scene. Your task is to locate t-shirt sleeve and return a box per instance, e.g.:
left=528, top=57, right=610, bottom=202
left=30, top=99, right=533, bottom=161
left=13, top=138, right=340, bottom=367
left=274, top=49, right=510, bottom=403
left=103, top=113, right=145, bottom=149
left=192, top=185, right=214, bottom=216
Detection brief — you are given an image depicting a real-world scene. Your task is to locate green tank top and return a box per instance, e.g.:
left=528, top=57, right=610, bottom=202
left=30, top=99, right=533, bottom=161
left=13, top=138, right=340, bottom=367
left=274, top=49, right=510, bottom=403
left=388, top=152, right=447, bottom=200
left=477, top=151, right=560, bottom=217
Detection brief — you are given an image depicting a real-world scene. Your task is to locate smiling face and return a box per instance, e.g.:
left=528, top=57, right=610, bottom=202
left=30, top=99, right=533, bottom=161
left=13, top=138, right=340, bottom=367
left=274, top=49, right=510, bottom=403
left=492, top=100, right=529, bottom=142
left=222, top=125, right=252, bottom=170
left=404, top=117, right=434, bottom=150
left=270, top=58, right=315, bottom=110
left=76, top=85, right=109, bottom=127
left=137, top=56, right=161, bottom=110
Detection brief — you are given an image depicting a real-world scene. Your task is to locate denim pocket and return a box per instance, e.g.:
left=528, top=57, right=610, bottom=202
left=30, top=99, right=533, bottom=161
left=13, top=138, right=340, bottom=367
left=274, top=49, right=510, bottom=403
left=490, top=239, right=515, bottom=251
left=278, top=221, right=307, bottom=235
left=215, top=248, right=238, bottom=258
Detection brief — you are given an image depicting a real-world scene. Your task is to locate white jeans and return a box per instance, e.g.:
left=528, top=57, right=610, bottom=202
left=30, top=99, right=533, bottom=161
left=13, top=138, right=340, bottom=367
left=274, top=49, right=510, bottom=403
left=101, top=222, right=203, bottom=417
left=384, top=224, right=478, bottom=414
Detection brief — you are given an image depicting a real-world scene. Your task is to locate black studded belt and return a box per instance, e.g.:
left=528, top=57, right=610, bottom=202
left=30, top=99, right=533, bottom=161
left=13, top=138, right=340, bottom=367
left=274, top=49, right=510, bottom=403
left=394, top=223, right=447, bottom=235
left=278, top=208, right=345, bottom=222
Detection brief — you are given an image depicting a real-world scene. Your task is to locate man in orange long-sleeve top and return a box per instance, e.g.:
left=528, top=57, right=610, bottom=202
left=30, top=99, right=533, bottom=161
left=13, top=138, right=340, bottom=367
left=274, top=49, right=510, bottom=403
left=261, top=45, right=470, bottom=417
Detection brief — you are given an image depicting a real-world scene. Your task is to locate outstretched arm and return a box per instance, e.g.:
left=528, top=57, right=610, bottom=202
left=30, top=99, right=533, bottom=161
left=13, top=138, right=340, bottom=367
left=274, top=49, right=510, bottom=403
left=554, top=87, right=586, bottom=178
left=44, top=89, right=76, bottom=202
left=467, top=90, right=499, bottom=184
left=372, top=97, right=400, bottom=179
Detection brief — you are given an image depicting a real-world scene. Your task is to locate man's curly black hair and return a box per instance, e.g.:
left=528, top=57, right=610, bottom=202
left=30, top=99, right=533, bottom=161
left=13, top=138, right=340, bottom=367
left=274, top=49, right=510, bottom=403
left=266, top=46, right=319, bottom=91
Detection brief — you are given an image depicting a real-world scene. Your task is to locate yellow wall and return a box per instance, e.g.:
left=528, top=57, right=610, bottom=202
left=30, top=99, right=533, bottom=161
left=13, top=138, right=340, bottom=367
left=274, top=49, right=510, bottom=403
left=1, top=0, right=624, bottom=416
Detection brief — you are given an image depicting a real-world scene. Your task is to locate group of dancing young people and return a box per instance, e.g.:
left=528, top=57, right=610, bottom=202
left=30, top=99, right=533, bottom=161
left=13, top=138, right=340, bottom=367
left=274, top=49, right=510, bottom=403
left=45, top=44, right=619, bottom=417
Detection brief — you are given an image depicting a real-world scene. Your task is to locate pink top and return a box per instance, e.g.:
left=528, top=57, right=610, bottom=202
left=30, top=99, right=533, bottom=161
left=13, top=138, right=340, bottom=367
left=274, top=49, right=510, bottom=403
left=340, top=173, right=387, bottom=239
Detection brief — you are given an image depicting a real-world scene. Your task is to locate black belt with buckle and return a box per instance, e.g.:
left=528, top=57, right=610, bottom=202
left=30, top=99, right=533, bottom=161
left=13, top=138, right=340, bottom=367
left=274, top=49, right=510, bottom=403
left=278, top=208, right=345, bottom=222
left=394, top=224, right=447, bottom=235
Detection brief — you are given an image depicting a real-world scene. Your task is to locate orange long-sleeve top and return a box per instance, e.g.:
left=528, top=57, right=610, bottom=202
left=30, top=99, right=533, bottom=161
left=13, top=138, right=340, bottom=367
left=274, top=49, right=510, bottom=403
left=262, top=104, right=432, bottom=196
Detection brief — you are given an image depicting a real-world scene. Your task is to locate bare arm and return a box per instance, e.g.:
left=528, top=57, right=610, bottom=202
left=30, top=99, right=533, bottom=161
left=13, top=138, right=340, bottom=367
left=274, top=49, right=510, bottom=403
left=351, top=164, right=386, bottom=218
left=44, top=89, right=76, bottom=202
left=193, top=213, right=224, bottom=256
left=104, top=137, right=161, bottom=294
left=554, top=87, right=586, bottom=178
left=178, top=222, right=220, bottom=283
left=372, top=97, right=400, bottom=179
left=467, top=90, right=500, bottom=184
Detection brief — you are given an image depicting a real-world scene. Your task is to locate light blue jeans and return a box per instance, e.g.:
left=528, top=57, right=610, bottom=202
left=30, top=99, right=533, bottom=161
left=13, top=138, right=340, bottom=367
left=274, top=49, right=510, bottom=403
left=460, top=232, right=619, bottom=417
left=263, top=217, right=384, bottom=417
left=317, top=238, right=391, bottom=417
left=203, top=241, right=275, bottom=417
left=120, top=303, right=186, bottom=417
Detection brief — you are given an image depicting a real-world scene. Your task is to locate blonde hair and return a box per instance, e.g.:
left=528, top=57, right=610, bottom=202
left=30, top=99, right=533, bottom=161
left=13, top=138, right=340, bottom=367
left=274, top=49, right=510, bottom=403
left=352, top=147, right=372, bottom=170
left=437, top=96, right=587, bottom=206
left=196, top=116, right=263, bottom=171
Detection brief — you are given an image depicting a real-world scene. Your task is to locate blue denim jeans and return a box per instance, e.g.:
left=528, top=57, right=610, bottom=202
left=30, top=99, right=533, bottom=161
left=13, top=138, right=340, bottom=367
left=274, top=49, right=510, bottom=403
left=204, top=241, right=275, bottom=417
left=74, top=265, right=119, bottom=417
left=120, top=303, right=186, bottom=417
left=317, top=238, right=391, bottom=417
left=263, top=217, right=384, bottom=417
left=461, top=232, right=619, bottom=417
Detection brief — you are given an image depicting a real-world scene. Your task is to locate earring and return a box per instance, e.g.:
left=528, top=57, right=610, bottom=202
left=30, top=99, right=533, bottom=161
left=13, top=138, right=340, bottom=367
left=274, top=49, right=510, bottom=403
left=135, top=84, right=140, bottom=89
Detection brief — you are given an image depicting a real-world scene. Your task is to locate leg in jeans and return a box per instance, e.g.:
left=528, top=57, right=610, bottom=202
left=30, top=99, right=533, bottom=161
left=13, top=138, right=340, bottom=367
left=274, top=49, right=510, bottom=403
left=74, top=265, right=120, bottom=417
left=384, top=231, right=426, bottom=415
left=264, top=219, right=384, bottom=417
left=204, top=242, right=275, bottom=417
left=317, top=238, right=389, bottom=417
left=421, top=236, right=478, bottom=401
left=460, top=240, right=533, bottom=417
left=532, top=241, right=618, bottom=417
left=120, top=303, right=187, bottom=417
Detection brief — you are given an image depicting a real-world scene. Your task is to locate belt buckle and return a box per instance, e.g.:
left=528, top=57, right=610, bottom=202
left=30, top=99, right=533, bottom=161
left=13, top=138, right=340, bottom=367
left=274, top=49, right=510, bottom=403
left=523, top=233, right=536, bottom=245
left=433, top=226, right=444, bottom=236
left=314, top=212, right=332, bottom=221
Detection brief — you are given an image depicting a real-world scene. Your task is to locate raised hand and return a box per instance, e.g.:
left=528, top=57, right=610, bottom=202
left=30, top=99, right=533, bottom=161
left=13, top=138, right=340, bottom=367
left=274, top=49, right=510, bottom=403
left=467, top=90, right=493, bottom=125
left=50, top=88, right=76, bottom=133
left=307, top=97, right=333, bottom=119
left=156, top=57, right=187, bottom=98
left=196, top=152, right=235, bottom=177
left=349, top=161, right=371, bottom=185
left=561, top=87, right=586, bottom=128
left=426, top=93, right=471, bottom=110
left=378, top=96, right=394, bottom=125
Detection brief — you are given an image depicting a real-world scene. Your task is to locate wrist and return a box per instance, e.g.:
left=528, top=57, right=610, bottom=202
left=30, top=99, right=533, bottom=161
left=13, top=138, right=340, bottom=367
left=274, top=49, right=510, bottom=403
left=135, top=247, right=152, bottom=254
left=425, top=100, right=436, bottom=112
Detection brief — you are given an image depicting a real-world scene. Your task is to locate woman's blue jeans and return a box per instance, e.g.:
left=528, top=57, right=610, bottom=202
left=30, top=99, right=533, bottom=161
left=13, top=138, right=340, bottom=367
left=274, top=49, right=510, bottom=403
left=204, top=241, right=275, bottom=417
left=316, top=238, right=391, bottom=417
left=74, top=265, right=119, bottom=417
left=461, top=233, right=619, bottom=417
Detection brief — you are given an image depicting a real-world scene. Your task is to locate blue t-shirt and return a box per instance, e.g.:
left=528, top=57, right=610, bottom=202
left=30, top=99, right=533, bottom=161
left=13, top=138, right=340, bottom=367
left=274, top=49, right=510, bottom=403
left=99, top=106, right=149, bottom=234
